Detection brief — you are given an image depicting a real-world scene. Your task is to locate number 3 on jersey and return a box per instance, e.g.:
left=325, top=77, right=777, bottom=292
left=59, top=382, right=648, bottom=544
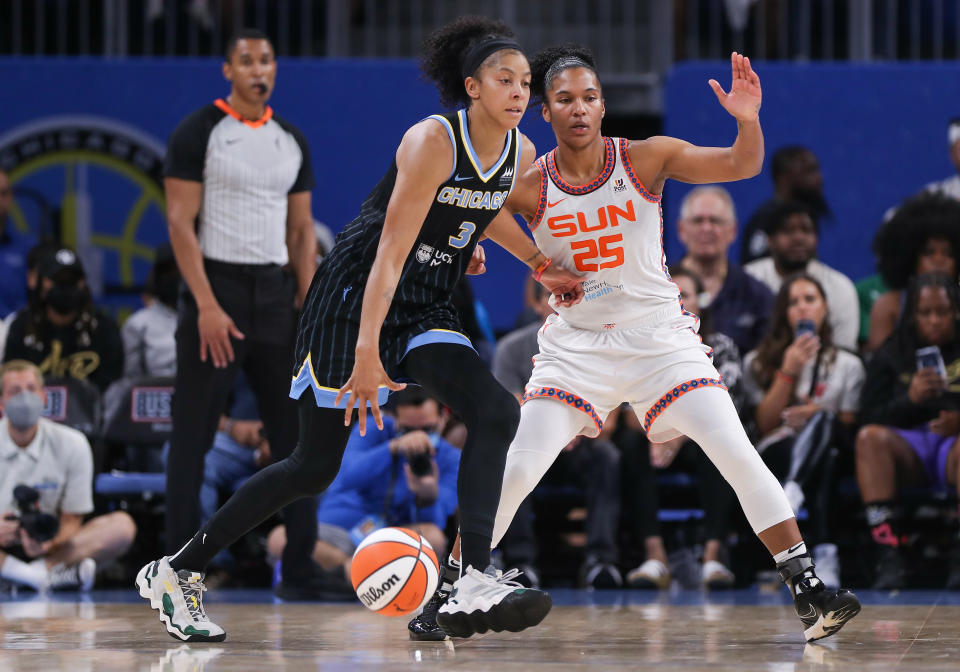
left=449, top=221, right=476, bottom=249
left=571, top=234, right=624, bottom=272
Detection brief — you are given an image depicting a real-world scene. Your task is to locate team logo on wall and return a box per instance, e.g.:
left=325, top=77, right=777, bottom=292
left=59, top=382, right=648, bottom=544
left=0, top=116, right=168, bottom=312
left=416, top=242, right=435, bottom=264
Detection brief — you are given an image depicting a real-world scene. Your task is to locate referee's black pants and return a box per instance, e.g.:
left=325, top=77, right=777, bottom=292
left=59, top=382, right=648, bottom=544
left=166, top=260, right=316, bottom=579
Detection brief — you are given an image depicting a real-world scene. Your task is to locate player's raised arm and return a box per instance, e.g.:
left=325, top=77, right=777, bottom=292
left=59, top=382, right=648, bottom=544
left=337, top=120, right=453, bottom=433
left=637, top=52, right=764, bottom=188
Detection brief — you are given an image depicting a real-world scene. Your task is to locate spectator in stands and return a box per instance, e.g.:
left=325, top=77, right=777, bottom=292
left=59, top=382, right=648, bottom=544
left=740, top=146, right=829, bottom=264
left=676, top=185, right=774, bottom=354
left=2, top=248, right=123, bottom=391
left=856, top=273, right=960, bottom=590
left=201, top=414, right=272, bottom=527
left=492, top=282, right=622, bottom=589
left=743, top=273, right=865, bottom=588
left=744, top=201, right=860, bottom=350
left=0, top=360, right=136, bottom=591
left=625, top=267, right=744, bottom=589
left=265, top=390, right=460, bottom=595
left=865, top=193, right=960, bottom=353
left=122, top=244, right=179, bottom=379
left=0, top=170, right=37, bottom=319
left=922, top=118, right=960, bottom=201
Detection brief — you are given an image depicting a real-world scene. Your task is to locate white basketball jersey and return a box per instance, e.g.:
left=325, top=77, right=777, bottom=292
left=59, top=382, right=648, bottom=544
left=530, top=137, right=685, bottom=331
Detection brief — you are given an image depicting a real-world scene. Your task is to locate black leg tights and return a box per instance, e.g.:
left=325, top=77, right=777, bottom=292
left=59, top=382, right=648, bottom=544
left=169, top=397, right=353, bottom=572
left=402, top=343, right=520, bottom=571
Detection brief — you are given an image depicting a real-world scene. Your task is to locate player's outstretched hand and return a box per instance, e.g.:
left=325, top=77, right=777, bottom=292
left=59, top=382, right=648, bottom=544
left=336, top=350, right=406, bottom=435
left=539, top=264, right=585, bottom=307
left=708, top=52, right=761, bottom=122
left=466, top=243, right=487, bottom=275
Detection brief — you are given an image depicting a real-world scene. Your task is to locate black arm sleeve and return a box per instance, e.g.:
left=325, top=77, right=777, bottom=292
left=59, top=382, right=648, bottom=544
left=274, top=115, right=315, bottom=194
left=163, top=104, right=223, bottom=182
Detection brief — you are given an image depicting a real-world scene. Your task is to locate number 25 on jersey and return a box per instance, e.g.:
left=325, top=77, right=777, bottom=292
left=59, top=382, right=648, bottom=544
left=547, top=201, right=634, bottom=272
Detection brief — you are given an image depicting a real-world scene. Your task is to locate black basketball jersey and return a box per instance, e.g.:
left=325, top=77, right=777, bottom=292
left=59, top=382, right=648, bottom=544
left=293, top=110, right=521, bottom=393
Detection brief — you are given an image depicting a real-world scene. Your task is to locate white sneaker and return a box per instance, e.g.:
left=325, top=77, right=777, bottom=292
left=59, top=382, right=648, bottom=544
left=437, top=565, right=552, bottom=638
left=48, top=558, right=96, bottom=592
left=626, top=559, right=671, bottom=589
left=136, top=557, right=226, bottom=642
left=701, top=560, right=735, bottom=589
left=813, top=543, right=840, bottom=590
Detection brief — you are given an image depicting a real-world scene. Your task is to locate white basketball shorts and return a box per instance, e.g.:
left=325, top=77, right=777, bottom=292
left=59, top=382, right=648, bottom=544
left=522, top=311, right=727, bottom=442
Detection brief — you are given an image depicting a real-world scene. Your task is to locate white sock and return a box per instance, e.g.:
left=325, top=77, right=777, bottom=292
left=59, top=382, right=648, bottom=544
left=447, top=554, right=460, bottom=569
left=0, top=555, right=49, bottom=590
left=773, top=541, right=807, bottom=565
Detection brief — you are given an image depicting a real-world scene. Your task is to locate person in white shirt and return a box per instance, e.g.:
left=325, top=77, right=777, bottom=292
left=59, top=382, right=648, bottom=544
left=744, top=201, right=860, bottom=350
left=923, top=118, right=960, bottom=201
left=122, top=245, right=179, bottom=379
left=0, top=360, right=137, bottom=591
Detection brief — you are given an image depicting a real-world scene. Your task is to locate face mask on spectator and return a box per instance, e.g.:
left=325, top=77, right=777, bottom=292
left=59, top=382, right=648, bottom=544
left=4, top=391, right=44, bottom=430
left=45, top=282, right=88, bottom=314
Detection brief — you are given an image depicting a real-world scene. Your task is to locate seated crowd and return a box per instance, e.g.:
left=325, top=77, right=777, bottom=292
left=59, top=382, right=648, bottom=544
left=2, top=133, right=960, bottom=594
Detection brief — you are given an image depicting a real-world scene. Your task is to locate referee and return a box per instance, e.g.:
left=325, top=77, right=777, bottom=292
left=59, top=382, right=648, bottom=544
left=163, top=29, right=322, bottom=597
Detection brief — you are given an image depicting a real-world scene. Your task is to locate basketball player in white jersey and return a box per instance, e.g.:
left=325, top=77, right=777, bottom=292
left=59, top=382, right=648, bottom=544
left=418, top=46, right=860, bottom=643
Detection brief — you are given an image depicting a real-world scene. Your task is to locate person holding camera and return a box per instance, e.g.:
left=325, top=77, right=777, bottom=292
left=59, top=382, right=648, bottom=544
left=856, top=273, right=960, bottom=590
left=742, top=273, right=865, bottom=588
left=265, top=390, right=460, bottom=590
left=0, top=361, right=136, bottom=591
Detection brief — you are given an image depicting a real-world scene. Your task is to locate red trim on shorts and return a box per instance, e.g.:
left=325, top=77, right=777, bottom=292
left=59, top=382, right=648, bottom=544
left=642, top=378, right=727, bottom=434
left=522, top=386, right=603, bottom=433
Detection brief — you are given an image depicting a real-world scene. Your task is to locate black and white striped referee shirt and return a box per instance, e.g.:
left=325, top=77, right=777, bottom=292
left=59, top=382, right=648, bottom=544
left=163, top=98, right=314, bottom=265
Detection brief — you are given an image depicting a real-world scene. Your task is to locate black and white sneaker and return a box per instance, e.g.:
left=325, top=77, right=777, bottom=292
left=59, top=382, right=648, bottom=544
left=136, top=557, right=226, bottom=642
left=408, top=558, right=459, bottom=641
left=437, top=565, right=552, bottom=638
left=778, top=553, right=860, bottom=642
left=48, top=558, right=96, bottom=592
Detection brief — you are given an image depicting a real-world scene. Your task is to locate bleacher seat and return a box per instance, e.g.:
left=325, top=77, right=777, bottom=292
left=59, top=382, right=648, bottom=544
left=96, top=376, right=174, bottom=497
left=43, top=376, right=101, bottom=438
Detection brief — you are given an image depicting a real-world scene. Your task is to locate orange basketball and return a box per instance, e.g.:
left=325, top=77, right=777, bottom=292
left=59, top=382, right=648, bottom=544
left=350, top=527, right=440, bottom=616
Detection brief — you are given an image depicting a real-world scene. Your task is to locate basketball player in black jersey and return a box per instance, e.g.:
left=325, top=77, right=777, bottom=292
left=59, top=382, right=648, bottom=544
left=136, top=17, right=583, bottom=643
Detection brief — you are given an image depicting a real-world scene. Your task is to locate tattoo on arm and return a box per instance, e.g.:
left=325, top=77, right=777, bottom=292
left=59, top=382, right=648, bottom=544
left=524, top=251, right=542, bottom=264
left=382, top=290, right=394, bottom=301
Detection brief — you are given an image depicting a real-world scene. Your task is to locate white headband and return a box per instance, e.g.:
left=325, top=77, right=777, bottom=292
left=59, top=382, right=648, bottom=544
left=950, top=123, right=960, bottom=147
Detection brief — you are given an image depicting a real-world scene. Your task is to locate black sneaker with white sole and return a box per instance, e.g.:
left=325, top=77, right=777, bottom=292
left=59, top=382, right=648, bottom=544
left=437, top=565, right=552, bottom=639
left=778, top=552, right=861, bottom=642
left=408, top=559, right=458, bottom=641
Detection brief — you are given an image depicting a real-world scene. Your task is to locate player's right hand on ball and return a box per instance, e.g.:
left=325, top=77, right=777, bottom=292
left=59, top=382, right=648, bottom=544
left=337, top=347, right=406, bottom=435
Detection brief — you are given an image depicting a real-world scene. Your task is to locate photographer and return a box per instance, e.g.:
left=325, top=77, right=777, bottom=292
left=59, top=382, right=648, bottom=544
left=266, top=390, right=459, bottom=587
left=0, top=361, right=136, bottom=591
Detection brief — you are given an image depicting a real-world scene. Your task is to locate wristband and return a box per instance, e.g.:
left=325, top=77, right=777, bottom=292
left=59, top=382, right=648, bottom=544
left=532, top=257, right=553, bottom=281
left=776, top=369, right=797, bottom=384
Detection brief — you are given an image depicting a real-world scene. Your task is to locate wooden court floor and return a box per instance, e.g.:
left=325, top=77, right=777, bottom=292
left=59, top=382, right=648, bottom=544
left=1, top=590, right=958, bottom=671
